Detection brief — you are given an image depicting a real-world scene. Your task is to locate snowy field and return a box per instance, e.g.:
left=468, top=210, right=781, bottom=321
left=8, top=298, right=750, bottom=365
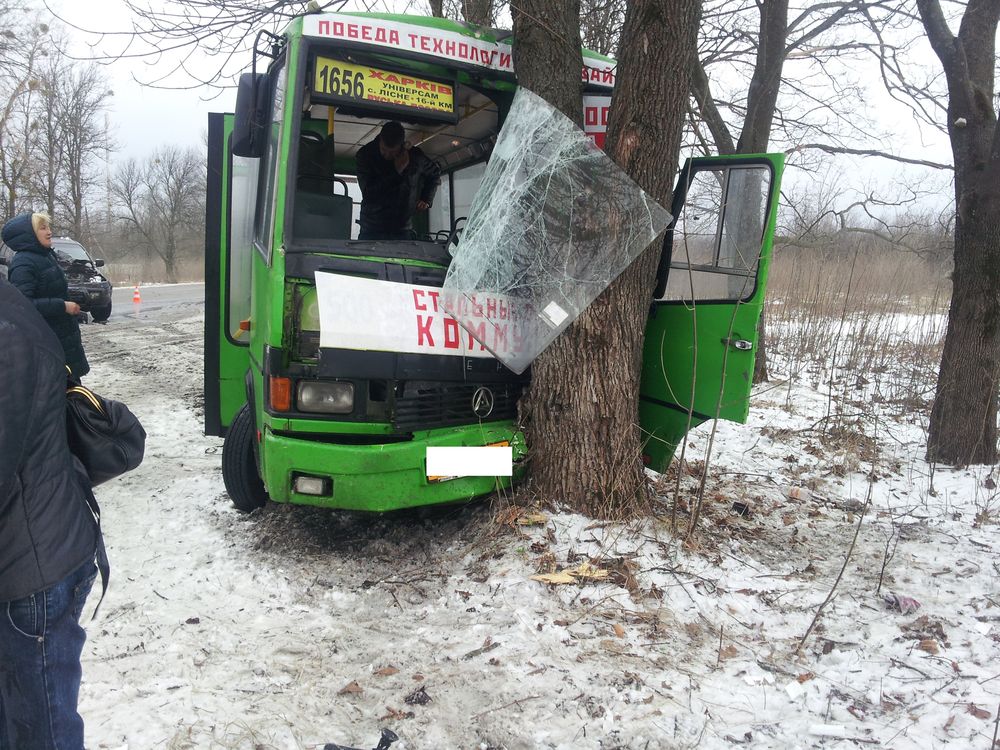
left=78, top=302, right=1000, bottom=750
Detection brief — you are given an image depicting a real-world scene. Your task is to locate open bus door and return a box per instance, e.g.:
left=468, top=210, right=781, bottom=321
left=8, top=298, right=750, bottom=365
left=639, top=154, right=784, bottom=471
left=205, top=112, right=255, bottom=437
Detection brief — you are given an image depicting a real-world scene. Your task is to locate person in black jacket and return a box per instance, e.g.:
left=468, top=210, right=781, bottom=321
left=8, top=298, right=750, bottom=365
left=0, top=277, right=106, bottom=749
left=356, top=121, right=441, bottom=241
left=2, top=211, right=90, bottom=378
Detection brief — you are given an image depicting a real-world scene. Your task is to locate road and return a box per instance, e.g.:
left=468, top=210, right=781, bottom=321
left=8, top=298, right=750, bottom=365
left=93, top=281, right=205, bottom=327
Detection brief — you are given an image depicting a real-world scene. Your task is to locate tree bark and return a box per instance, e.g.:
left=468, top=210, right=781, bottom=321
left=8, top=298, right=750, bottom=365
left=515, top=0, right=701, bottom=517
left=917, top=0, right=1000, bottom=465
left=735, top=0, right=788, bottom=154
left=462, top=0, right=493, bottom=26
left=511, top=0, right=584, bottom=123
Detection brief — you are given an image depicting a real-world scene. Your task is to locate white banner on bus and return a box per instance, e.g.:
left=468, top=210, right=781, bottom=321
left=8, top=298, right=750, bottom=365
left=303, top=14, right=616, bottom=89
left=314, top=272, right=525, bottom=359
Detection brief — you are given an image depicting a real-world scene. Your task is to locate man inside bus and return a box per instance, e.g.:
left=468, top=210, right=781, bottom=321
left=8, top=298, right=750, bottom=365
left=356, top=121, right=441, bottom=241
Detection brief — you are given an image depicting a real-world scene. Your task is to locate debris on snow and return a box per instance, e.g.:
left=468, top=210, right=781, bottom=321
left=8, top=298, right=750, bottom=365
left=884, top=591, right=922, bottom=614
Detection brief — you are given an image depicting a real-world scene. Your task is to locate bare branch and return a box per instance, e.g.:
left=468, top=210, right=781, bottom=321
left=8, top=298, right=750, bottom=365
left=788, top=142, right=954, bottom=170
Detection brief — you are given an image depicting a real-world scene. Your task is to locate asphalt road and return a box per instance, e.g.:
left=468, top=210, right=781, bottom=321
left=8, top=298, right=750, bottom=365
left=89, top=281, right=205, bottom=328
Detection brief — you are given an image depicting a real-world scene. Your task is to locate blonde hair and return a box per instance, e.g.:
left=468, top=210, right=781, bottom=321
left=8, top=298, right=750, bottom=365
left=31, top=212, right=51, bottom=232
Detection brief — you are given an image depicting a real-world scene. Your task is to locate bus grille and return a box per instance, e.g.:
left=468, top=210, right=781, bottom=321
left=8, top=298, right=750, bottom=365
left=392, top=382, right=521, bottom=431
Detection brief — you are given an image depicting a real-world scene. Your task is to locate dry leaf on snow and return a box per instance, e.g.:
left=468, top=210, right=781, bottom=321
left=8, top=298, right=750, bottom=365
left=374, top=666, right=399, bottom=676
left=338, top=680, right=363, bottom=695
left=530, top=570, right=577, bottom=585
left=573, top=562, right=609, bottom=580
left=530, top=561, right=610, bottom=585
left=404, top=685, right=431, bottom=705
left=719, top=645, right=739, bottom=660
left=918, top=639, right=939, bottom=655
left=966, top=703, right=991, bottom=720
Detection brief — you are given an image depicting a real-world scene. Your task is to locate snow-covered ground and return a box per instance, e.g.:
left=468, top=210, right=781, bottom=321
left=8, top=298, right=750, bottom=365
left=78, top=304, right=1000, bottom=750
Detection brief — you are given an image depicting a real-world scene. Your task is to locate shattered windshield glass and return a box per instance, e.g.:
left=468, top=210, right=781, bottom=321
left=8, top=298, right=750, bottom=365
left=441, top=88, right=672, bottom=374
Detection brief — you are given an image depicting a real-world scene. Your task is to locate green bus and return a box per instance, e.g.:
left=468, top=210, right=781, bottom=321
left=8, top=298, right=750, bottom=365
left=204, top=10, right=784, bottom=512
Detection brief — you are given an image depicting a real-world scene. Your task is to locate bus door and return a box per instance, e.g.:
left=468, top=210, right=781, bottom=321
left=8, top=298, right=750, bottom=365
left=205, top=113, right=257, bottom=436
left=639, top=154, right=784, bottom=470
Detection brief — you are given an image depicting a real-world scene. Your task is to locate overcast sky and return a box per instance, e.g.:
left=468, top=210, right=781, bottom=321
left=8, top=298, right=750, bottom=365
left=49, top=0, right=237, bottom=162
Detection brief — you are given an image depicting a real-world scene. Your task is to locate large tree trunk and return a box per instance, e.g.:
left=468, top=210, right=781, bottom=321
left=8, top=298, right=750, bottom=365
left=511, top=0, right=584, bottom=121
left=739, top=1, right=787, bottom=385
left=927, top=200, right=1000, bottom=464
left=918, top=0, right=1000, bottom=465
left=462, top=0, right=493, bottom=26
left=515, top=0, right=701, bottom=517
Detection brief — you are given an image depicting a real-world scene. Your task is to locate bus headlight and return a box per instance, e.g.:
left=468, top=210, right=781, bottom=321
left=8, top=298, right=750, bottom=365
left=297, top=381, right=354, bottom=414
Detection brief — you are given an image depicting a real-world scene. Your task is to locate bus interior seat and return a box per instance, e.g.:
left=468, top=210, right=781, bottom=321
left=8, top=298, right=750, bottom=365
left=294, top=182, right=353, bottom=240
left=295, top=129, right=353, bottom=240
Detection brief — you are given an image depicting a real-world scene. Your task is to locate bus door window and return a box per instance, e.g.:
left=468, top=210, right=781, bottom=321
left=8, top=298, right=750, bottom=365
left=661, top=165, right=769, bottom=303
left=227, top=154, right=259, bottom=343
left=254, top=64, right=287, bottom=263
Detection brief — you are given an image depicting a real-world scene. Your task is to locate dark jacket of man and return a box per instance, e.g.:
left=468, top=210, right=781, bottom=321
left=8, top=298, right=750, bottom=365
left=0, top=278, right=101, bottom=602
left=356, top=140, right=441, bottom=236
left=2, top=213, right=90, bottom=377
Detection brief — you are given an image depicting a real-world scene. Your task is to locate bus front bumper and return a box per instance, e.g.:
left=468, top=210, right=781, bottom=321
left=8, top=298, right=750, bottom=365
left=259, top=424, right=525, bottom=511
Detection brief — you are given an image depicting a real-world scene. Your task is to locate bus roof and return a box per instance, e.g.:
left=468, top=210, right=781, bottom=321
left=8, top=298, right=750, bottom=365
left=295, top=12, right=616, bottom=90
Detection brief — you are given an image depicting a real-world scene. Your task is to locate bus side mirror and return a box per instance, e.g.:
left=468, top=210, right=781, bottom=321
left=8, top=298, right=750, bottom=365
left=233, top=72, right=270, bottom=158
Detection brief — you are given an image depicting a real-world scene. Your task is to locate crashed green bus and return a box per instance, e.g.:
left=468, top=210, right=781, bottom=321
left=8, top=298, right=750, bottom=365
left=204, top=11, right=784, bottom=512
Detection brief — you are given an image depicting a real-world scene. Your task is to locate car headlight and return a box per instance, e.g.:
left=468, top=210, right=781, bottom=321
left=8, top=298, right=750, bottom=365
left=297, top=381, right=354, bottom=414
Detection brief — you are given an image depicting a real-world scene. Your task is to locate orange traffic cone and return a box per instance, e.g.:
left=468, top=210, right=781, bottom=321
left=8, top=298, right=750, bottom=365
left=132, top=285, right=141, bottom=304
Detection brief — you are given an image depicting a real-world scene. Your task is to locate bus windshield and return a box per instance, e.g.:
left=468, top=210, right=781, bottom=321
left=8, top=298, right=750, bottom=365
left=288, top=43, right=509, bottom=251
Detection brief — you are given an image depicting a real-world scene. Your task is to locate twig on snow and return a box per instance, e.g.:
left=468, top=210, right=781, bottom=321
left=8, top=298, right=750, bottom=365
left=471, top=695, right=542, bottom=721
left=889, top=657, right=933, bottom=680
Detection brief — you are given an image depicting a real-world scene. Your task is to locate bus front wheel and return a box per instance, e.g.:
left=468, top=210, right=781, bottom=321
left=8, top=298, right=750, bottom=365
left=222, top=404, right=269, bottom=512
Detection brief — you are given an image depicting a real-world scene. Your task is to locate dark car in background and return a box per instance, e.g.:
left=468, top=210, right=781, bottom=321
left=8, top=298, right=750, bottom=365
left=0, top=236, right=113, bottom=322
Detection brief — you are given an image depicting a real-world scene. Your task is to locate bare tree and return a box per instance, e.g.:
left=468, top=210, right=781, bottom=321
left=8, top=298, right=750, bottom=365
left=579, top=0, right=626, bottom=56
left=911, top=0, right=1000, bottom=465
left=691, top=0, right=899, bottom=383
left=51, top=62, right=113, bottom=242
left=462, top=0, right=495, bottom=25
left=32, top=48, right=67, bottom=221
left=0, top=13, right=47, bottom=217
left=44, top=0, right=327, bottom=92
left=113, top=146, right=204, bottom=282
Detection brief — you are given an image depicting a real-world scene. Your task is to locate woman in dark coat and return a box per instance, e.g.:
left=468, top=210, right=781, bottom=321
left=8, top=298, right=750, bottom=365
left=2, top=212, right=90, bottom=377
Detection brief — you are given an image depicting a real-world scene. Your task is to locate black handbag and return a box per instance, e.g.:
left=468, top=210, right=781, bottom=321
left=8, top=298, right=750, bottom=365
left=66, top=382, right=146, bottom=486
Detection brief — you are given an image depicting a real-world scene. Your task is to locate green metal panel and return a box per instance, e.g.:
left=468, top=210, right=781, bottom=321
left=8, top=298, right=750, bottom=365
left=204, top=112, right=252, bottom=436
left=261, top=421, right=526, bottom=509
left=639, top=153, right=785, bottom=472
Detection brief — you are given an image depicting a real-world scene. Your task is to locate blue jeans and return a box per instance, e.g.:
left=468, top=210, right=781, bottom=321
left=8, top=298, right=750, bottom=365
left=0, top=561, right=97, bottom=750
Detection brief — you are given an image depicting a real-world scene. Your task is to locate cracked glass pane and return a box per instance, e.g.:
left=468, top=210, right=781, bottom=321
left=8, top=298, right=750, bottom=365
left=440, top=88, right=672, bottom=374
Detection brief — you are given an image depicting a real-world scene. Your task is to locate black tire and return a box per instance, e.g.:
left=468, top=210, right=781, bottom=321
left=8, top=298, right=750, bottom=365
left=222, top=404, right=269, bottom=512
left=91, top=303, right=112, bottom=322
